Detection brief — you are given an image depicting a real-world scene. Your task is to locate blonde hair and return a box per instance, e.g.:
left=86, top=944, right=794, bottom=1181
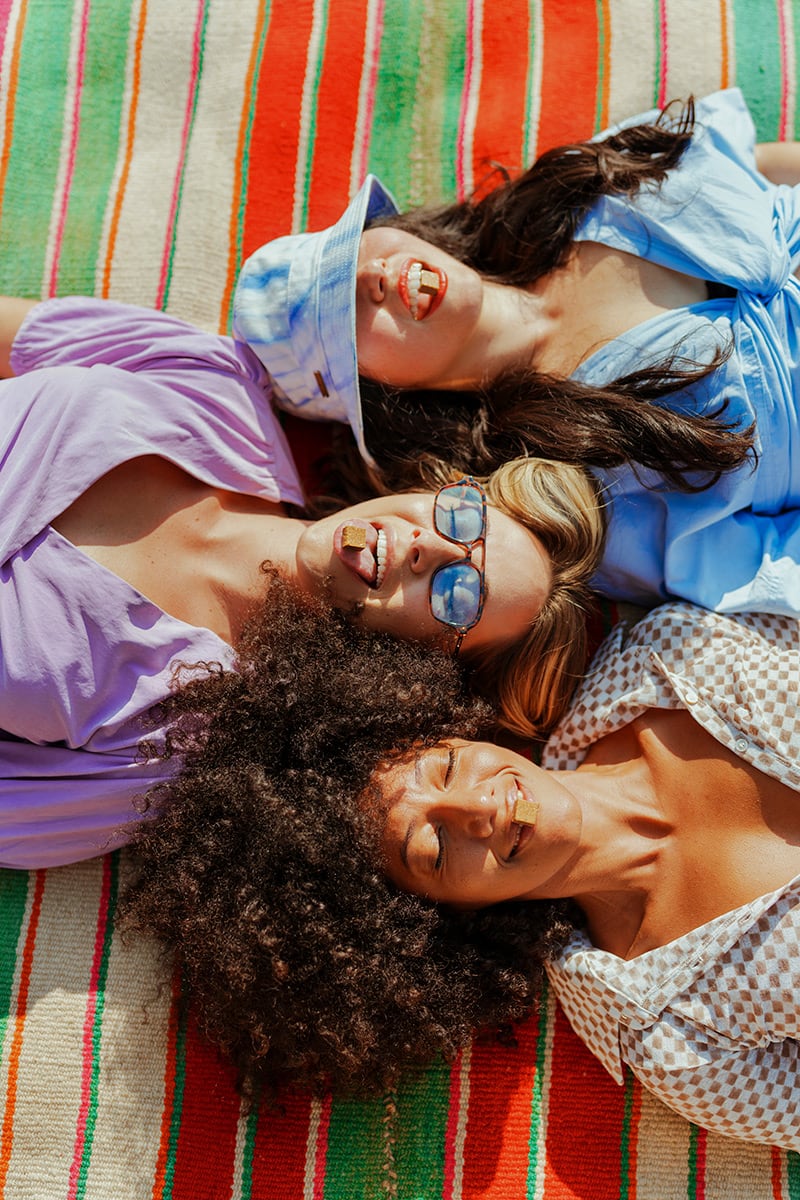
left=467, top=457, right=606, bottom=739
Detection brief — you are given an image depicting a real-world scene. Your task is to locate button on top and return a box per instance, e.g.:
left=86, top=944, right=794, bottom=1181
left=735, top=737, right=749, bottom=753
left=684, top=687, right=698, bottom=704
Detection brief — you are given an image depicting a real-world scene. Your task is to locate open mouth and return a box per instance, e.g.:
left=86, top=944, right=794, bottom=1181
left=508, top=786, right=538, bottom=859
left=335, top=522, right=388, bottom=588
left=399, top=259, right=447, bottom=321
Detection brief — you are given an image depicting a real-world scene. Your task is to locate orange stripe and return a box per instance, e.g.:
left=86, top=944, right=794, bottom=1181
left=0, top=871, right=45, bottom=1197
left=306, top=0, right=370, bottom=228
left=596, top=0, right=611, bottom=131
left=101, top=0, right=147, bottom=298
left=718, top=0, right=730, bottom=89
left=470, top=0, right=529, bottom=187
left=535, top=0, right=599, bottom=149
left=150, top=970, right=182, bottom=1200
left=0, top=0, right=29, bottom=228
left=460, top=1016, right=542, bottom=1198
left=240, top=0, right=316, bottom=254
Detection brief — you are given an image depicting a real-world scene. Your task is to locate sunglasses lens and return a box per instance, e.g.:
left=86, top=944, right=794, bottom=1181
left=434, top=482, right=485, bottom=544
left=430, top=562, right=483, bottom=629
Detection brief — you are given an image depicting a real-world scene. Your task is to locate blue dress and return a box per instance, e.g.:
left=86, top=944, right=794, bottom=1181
left=575, top=89, right=800, bottom=614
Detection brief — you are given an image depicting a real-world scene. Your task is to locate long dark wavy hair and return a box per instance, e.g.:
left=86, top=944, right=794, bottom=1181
left=121, top=574, right=574, bottom=1094
left=352, top=100, right=755, bottom=496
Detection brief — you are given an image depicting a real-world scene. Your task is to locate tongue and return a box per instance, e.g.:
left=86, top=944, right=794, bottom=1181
left=334, top=520, right=378, bottom=585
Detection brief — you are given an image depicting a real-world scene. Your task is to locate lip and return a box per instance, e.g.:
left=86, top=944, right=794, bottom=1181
left=506, top=778, right=536, bottom=861
left=333, top=520, right=393, bottom=589
left=398, top=258, right=448, bottom=321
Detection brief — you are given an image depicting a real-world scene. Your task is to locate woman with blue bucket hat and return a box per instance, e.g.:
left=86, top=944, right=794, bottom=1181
left=235, top=90, right=800, bottom=622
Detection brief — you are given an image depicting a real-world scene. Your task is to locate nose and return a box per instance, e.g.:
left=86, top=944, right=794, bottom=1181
left=356, top=256, right=388, bottom=305
left=438, top=790, right=495, bottom=840
left=407, top=527, right=467, bottom=575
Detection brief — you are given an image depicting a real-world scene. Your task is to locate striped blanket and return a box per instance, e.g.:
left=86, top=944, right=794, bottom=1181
left=0, top=1, right=798, bottom=1196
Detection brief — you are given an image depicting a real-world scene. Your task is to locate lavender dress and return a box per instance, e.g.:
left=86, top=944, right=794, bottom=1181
left=0, top=298, right=304, bottom=868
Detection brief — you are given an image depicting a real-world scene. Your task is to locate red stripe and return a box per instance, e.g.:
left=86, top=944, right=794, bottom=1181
left=460, top=1015, right=542, bottom=1198
left=151, top=971, right=183, bottom=1200
left=241, top=0, right=316, bottom=252
left=471, top=0, right=529, bottom=186
left=167, top=1013, right=241, bottom=1199
left=250, top=1090, right=313, bottom=1199
left=306, top=0, right=370, bottom=228
left=542, top=1005, right=625, bottom=1199
left=535, top=0, right=599, bottom=150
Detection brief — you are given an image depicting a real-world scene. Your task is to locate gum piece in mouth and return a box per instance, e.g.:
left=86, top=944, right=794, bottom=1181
left=419, top=269, right=439, bottom=295
left=342, top=524, right=367, bottom=550
left=513, top=793, right=540, bottom=827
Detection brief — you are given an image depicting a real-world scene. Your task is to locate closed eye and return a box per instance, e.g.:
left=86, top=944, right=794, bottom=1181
left=444, top=747, right=456, bottom=787
left=434, top=826, right=444, bottom=871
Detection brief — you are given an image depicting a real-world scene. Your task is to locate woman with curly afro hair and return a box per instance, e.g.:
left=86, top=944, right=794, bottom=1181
left=121, top=572, right=574, bottom=1096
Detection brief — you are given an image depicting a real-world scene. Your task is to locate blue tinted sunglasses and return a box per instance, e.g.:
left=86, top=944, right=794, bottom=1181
left=429, top=476, right=487, bottom=653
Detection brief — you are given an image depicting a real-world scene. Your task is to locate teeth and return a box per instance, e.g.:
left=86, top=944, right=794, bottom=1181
left=406, top=261, right=439, bottom=320
left=375, top=529, right=387, bottom=588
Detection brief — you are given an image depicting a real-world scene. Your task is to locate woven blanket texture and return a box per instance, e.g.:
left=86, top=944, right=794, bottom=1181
left=0, top=0, right=798, bottom=1197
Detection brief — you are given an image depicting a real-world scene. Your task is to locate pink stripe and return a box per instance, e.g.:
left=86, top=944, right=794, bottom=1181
left=154, top=0, right=205, bottom=309
left=455, top=0, right=476, bottom=201
left=656, top=0, right=669, bottom=108
left=353, top=0, right=385, bottom=183
left=777, top=0, right=790, bottom=140
left=693, top=1126, right=707, bottom=1200
left=441, top=1052, right=463, bottom=1200
left=47, top=0, right=91, bottom=296
left=66, top=857, right=113, bottom=1199
left=0, top=0, right=17, bottom=58
left=312, top=1095, right=332, bottom=1200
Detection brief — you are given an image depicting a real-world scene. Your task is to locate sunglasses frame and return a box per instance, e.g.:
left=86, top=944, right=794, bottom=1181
left=428, top=475, right=487, bottom=653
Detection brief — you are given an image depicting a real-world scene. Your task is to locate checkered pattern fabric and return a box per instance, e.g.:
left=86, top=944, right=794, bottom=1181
left=544, top=603, right=800, bottom=1150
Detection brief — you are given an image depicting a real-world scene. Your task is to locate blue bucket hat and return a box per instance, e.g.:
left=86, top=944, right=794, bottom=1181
left=233, top=175, right=398, bottom=465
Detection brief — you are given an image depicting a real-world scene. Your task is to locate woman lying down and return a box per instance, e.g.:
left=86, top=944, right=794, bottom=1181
left=122, top=574, right=800, bottom=1152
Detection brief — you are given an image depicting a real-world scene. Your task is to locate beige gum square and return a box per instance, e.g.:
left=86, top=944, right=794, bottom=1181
left=513, top=795, right=540, bottom=827
left=419, top=269, right=439, bottom=295
left=342, top=524, right=367, bottom=550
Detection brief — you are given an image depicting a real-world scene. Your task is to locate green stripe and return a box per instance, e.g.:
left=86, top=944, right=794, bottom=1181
left=392, top=1061, right=450, bottom=1198
left=322, top=1092, right=388, bottom=1199
left=522, top=0, right=539, bottom=164
left=526, top=975, right=550, bottom=1197
left=74, top=854, right=120, bottom=1200
left=651, top=0, right=661, bottom=108
left=593, top=0, right=607, bottom=135
left=160, top=0, right=211, bottom=309
left=617, top=1070, right=636, bottom=1200
left=161, top=976, right=190, bottom=1200
left=367, top=0, right=467, bottom=205
left=0, top=0, right=74, bottom=296
left=297, top=0, right=329, bottom=232
left=0, top=871, right=33, bottom=1045
left=55, top=0, right=137, bottom=295
left=237, top=1099, right=260, bottom=1200
left=223, top=0, right=271, bottom=332
left=787, top=1150, right=800, bottom=1200
left=730, top=0, right=782, bottom=139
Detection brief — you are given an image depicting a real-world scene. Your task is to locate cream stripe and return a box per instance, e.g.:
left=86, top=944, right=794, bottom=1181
left=81, top=858, right=170, bottom=1199
left=292, top=0, right=328, bottom=234
left=0, top=0, right=26, bottom=194
left=605, top=0, right=657, bottom=125
left=780, top=0, right=796, bottom=141
left=633, top=1086, right=692, bottom=1200
left=456, top=0, right=483, bottom=199
left=228, top=1096, right=254, bottom=1200
left=659, top=0, right=724, bottom=100
left=1, top=862, right=104, bottom=1197
left=303, top=1097, right=324, bottom=1200
left=523, top=0, right=543, bottom=163
left=704, top=1127, right=776, bottom=1200
left=448, top=1045, right=471, bottom=1200
left=349, top=0, right=383, bottom=191
left=164, top=0, right=262, bottom=330
left=101, top=0, right=203, bottom=308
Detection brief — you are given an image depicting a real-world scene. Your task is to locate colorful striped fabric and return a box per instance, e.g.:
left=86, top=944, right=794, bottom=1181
left=0, top=0, right=798, bottom=1195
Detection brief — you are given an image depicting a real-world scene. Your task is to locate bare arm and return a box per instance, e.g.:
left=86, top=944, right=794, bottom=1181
left=0, top=297, right=37, bottom=377
left=755, top=142, right=800, bottom=186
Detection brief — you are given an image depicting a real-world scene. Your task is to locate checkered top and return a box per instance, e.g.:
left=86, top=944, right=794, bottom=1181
left=543, top=603, right=800, bottom=1150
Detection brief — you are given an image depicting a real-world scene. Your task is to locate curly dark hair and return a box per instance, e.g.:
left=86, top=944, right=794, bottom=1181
left=348, top=99, right=754, bottom=497
left=120, top=573, right=574, bottom=1094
